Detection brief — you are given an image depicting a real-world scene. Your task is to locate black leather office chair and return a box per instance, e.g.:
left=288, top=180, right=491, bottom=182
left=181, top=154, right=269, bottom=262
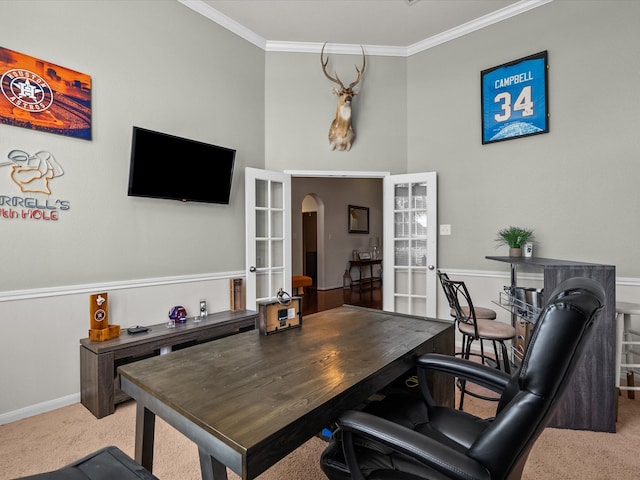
left=14, top=446, right=158, bottom=480
left=320, top=277, right=605, bottom=480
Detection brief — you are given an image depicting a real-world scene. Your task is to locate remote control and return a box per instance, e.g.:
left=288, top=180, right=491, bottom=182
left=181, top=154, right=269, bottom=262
left=127, top=325, right=150, bottom=334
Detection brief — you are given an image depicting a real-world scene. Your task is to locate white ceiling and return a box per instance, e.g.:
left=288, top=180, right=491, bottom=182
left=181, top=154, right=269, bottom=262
left=180, top=0, right=552, bottom=55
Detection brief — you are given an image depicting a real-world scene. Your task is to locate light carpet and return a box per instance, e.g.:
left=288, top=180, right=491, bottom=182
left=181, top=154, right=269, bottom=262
left=1, top=392, right=639, bottom=479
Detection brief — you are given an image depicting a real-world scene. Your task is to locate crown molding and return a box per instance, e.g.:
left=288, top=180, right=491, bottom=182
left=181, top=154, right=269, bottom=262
left=179, top=0, right=553, bottom=57
left=177, top=0, right=267, bottom=49
left=265, top=42, right=407, bottom=57
left=407, top=0, right=554, bottom=56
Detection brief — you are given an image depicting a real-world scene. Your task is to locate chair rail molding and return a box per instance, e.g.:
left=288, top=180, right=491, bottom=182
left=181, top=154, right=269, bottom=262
left=0, top=270, right=245, bottom=303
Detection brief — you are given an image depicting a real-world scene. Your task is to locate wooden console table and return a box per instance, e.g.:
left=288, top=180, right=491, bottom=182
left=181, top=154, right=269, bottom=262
left=80, top=309, right=257, bottom=419
left=349, top=258, right=382, bottom=290
left=486, top=256, right=616, bottom=432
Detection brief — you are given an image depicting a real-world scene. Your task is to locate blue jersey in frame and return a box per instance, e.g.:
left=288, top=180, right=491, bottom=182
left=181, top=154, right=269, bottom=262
left=481, top=51, right=549, bottom=144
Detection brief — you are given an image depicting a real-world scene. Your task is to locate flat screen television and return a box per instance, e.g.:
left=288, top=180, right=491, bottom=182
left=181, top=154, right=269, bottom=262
left=127, top=126, right=235, bottom=204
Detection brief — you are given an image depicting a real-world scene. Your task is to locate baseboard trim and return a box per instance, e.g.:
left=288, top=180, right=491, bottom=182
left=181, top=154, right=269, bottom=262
left=0, top=393, right=80, bottom=425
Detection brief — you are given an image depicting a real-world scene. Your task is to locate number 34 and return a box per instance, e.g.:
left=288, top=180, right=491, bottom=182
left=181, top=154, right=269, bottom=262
left=494, top=86, right=533, bottom=122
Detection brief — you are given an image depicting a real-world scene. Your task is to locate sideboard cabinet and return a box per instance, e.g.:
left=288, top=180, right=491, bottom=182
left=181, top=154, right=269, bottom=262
left=80, top=309, right=257, bottom=418
left=486, top=256, right=616, bottom=433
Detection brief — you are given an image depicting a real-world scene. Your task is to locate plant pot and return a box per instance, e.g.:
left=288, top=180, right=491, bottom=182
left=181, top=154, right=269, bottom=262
left=509, top=247, right=522, bottom=257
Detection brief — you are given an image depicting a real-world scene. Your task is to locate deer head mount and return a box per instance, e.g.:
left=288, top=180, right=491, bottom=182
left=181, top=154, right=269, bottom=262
left=321, top=43, right=366, bottom=151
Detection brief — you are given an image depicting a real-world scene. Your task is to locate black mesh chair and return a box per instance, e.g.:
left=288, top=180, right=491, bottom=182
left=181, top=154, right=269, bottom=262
left=438, top=270, right=516, bottom=408
left=320, top=277, right=605, bottom=480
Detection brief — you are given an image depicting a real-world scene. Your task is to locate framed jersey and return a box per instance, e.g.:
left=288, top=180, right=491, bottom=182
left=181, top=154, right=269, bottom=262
left=481, top=51, right=549, bottom=145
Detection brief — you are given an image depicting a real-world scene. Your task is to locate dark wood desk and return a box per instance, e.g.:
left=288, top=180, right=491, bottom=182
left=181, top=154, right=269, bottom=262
left=349, top=258, right=382, bottom=290
left=118, top=306, right=454, bottom=479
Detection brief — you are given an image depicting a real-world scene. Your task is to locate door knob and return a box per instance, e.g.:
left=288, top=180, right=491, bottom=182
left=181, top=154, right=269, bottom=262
left=249, top=266, right=256, bottom=273
left=428, top=265, right=435, bottom=270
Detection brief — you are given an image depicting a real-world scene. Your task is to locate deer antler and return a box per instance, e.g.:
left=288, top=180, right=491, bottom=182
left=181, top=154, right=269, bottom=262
left=320, top=43, right=366, bottom=92
left=320, top=42, right=345, bottom=89
left=348, top=46, right=366, bottom=90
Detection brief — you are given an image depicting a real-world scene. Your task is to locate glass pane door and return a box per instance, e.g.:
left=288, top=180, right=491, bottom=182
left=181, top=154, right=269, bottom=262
left=383, top=172, right=437, bottom=317
left=245, top=168, right=291, bottom=310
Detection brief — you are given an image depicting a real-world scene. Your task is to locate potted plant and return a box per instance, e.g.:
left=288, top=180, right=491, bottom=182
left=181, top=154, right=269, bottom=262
left=495, top=226, right=534, bottom=257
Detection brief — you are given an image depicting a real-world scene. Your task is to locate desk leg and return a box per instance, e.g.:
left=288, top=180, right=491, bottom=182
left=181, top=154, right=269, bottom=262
left=135, top=402, right=156, bottom=472
left=199, top=448, right=229, bottom=480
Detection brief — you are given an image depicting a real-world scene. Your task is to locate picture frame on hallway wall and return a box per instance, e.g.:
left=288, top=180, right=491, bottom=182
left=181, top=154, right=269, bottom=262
left=481, top=50, right=549, bottom=145
left=348, top=205, right=369, bottom=234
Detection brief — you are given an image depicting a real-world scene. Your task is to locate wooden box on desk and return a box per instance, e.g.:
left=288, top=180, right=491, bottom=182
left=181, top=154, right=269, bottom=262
left=258, top=297, right=302, bottom=335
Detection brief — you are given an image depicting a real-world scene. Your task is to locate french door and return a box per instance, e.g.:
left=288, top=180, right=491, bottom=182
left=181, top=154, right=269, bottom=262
left=245, top=168, right=292, bottom=310
left=244, top=168, right=437, bottom=316
left=382, top=172, right=438, bottom=317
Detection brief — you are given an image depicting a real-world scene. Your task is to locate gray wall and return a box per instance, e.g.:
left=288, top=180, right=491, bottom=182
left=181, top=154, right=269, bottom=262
left=6, top=0, right=637, bottom=293
left=265, top=50, right=404, bottom=291
left=0, top=0, right=265, bottom=291
left=408, top=0, right=640, bottom=275
left=265, top=52, right=407, bottom=172
left=3, top=0, right=640, bottom=420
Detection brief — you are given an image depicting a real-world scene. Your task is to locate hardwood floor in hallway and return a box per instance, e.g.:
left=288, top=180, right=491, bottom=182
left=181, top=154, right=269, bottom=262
left=301, top=285, right=382, bottom=316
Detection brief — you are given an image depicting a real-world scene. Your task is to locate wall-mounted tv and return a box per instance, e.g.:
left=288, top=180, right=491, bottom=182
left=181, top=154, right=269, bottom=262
left=127, top=126, right=235, bottom=204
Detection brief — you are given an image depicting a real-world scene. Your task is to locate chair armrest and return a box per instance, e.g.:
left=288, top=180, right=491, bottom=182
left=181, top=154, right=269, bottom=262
left=339, top=410, right=491, bottom=480
left=418, top=353, right=511, bottom=393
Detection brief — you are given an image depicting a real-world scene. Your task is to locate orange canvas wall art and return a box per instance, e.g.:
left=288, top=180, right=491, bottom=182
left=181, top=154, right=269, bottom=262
left=0, top=47, right=91, bottom=140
